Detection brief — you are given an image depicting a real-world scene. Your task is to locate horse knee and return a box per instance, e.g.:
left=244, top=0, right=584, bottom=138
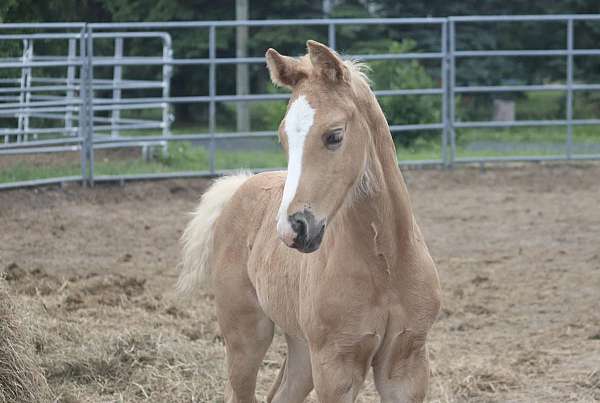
left=311, top=335, right=379, bottom=403
left=373, top=346, right=430, bottom=403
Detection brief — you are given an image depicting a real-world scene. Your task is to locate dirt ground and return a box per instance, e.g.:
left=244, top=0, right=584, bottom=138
left=0, top=163, right=599, bottom=402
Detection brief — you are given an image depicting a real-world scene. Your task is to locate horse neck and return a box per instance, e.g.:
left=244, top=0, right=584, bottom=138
left=345, top=88, right=417, bottom=255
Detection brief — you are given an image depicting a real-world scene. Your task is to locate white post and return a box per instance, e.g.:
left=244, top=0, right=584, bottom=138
left=322, top=0, right=332, bottom=16
left=111, top=37, right=123, bottom=137
left=17, top=39, right=32, bottom=143
left=236, top=0, right=250, bottom=133
left=24, top=41, right=33, bottom=140
left=161, top=34, right=173, bottom=156
left=65, top=38, right=76, bottom=136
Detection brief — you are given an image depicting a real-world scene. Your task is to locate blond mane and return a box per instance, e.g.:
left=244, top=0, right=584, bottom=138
left=344, top=58, right=372, bottom=87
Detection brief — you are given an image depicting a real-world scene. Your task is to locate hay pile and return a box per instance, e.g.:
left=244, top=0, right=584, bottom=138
left=0, top=279, right=50, bottom=403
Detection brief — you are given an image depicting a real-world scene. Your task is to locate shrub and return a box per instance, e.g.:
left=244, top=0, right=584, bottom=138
left=249, top=83, right=288, bottom=132
left=354, top=40, right=441, bottom=146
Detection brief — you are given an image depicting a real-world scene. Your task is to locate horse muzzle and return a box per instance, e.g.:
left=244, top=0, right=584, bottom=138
left=277, top=209, right=326, bottom=253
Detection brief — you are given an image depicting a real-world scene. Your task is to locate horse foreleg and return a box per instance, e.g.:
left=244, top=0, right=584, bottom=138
left=268, top=335, right=313, bottom=403
left=215, top=280, right=274, bottom=403
left=372, top=335, right=430, bottom=403
left=310, top=333, right=379, bottom=403
left=266, top=356, right=286, bottom=402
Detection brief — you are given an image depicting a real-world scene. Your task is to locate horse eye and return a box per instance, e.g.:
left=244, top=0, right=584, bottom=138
left=323, top=130, right=343, bottom=150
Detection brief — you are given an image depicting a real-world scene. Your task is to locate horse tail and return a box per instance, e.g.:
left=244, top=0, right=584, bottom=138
left=177, top=172, right=252, bottom=296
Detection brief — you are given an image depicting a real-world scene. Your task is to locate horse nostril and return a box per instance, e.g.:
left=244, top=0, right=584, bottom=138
left=289, top=213, right=308, bottom=238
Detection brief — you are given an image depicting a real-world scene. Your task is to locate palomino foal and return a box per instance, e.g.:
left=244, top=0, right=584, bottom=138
left=179, top=40, right=441, bottom=403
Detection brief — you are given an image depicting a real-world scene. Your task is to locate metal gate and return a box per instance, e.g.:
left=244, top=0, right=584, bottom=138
left=1, top=16, right=599, bottom=189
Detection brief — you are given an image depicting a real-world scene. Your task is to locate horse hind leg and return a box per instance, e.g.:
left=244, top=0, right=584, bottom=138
left=215, top=277, right=274, bottom=403
left=267, top=335, right=313, bottom=403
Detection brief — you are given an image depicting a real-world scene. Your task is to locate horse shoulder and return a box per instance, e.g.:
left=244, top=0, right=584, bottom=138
left=299, top=249, right=388, bottom=345
left=386, top=244, right=442, bottom=336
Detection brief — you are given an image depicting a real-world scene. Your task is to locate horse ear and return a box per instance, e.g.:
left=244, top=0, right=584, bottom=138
left=266, top=48, right=307, bottom=89
left=306, top=40, right=350, bottom=83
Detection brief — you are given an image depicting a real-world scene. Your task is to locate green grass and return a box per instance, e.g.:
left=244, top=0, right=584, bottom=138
left=0, top=162, right=82, bottom=183
left=459, top=125, right=600, bottom=144
left=0, top=145, right=287, bottom=184
left=393, top=125, right=600, bottom=161
left=0, top=159, right=179, bottom=183
left=2, top=124, right=600, bottom=184
left=157, top=143, right=286, bottom=171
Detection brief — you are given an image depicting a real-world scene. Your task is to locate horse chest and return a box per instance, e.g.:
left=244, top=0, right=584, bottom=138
left=249, top=245, right=307, bottom=337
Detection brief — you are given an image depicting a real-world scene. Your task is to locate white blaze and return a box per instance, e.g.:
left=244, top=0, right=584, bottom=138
left=277, top=95, right=315, bottom=242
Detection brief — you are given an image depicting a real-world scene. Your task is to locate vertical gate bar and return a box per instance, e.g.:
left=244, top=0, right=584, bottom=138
left=566, top=18, right=574, bottom=160
left=449, top=20, right=456, bottom=166
left=86, top=25, right=95, bottom=185
left=441, top=21, right=449, bottom=167
left=111, top=37, right=123, bottom=138
left=208, top=25, right=217, bottom=175
left=328, top=23, right=336, bottom=51
left=78, top=27, right=88, bottom=185
left=65, top=38, right=76, bottom=136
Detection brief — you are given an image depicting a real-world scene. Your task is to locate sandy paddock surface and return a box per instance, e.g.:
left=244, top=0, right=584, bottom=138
left=0, top=163, right=599, bottom=402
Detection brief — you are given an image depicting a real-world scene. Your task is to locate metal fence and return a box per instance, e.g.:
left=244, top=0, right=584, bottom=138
left=1, top=15, right=599, bottom=189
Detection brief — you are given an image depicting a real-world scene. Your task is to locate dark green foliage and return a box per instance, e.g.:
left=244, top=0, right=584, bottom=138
left=365, top=41, right=440, bottom=145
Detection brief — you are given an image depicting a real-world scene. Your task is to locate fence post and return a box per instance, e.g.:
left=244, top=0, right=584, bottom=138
left=17, top=39, right=26, bottom=143
left=66, top=39, right=76, bottom=136
left=17, top=39, right=33, bottom=143
left=448, top=19, right=457, bottom=166
left=328, top=23, right=336, bottom=51
left=161, top=33, right=173, bottom=157
left=208, top=25, right=217, bottom=175
left=23, top=40, right=33, bottom=141
left=78, top=26, right=88, bottom=185
left=566, top=18, right=574, bottom=160
left=84, top=24, right=95, bottom=186
left=441, top=20, right=449, bottom=167
left=111, top=37, right=123, bottom=138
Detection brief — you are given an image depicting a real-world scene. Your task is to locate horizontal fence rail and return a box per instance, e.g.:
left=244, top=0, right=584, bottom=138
left=0, top=15, right=599, bottom=189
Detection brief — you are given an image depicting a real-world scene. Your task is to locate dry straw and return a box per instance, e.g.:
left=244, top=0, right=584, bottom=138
left=0, top=278, right=51, bottom=403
